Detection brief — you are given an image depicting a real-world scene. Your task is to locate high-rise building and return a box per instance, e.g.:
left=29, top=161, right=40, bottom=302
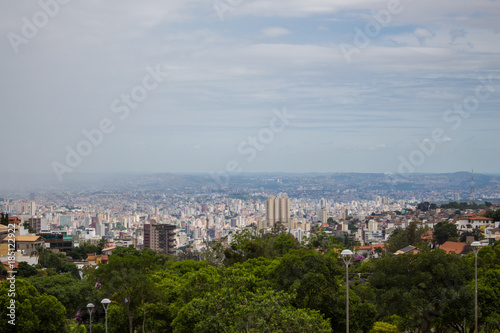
left=29, top=201, right=36, bottom=216
left=143, top=220, right=176, bottom=254
left=368, top=220, right=378, bottom=232
left=28, top=218, right=41, bottom=233
left=318, top=207, right=328, bottom=223
left=265, top=194, right=290, bottom=228
left=320, top=198, right=327, bottom=208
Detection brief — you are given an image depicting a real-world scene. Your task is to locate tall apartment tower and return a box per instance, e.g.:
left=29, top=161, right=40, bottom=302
left=265, top=194, right=290, bottom=228
left=318, top=207, right=328, bottom=223
left=143, top=220, right=176, bottom=254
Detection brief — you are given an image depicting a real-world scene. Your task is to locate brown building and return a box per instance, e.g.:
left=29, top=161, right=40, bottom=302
left=143, top=221, right=176, bottom=254
left=39, top=232, right=73, bottom=252
left=8, top=217, right=22, bottom=226
left=28, top=218, right=42, bottom=233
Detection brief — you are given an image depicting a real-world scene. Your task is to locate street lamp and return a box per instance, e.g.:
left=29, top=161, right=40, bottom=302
left=471, top=241, right=481, bottom=333
left=86, top=303, right=95, bottom=333
left=101, top=298, right=111, bottom=333
left=341, top=249, right=354, bottom=333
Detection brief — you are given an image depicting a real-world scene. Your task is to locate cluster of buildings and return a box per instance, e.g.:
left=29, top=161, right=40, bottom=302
left=1, top=190, right=499, bottom=273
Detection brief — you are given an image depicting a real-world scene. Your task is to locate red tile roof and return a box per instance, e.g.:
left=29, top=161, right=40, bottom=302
left=2, top=261, right=18, bottom=269
left=439, top=241, right=469, bottom=254
left=421, top=230, right=434, bottom=240
left=460, top=215, right=493, bottom=221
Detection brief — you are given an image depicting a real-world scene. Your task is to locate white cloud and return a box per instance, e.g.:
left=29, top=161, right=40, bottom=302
left=1, top=0, right=499, bottom=174
left=261, top=27, right=291, bottom=38
left=414, top=28, right=435, bottom=46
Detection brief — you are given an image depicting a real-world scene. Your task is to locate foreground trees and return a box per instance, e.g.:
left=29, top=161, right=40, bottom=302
left=3, top=228, right=500, bottom=332
left=0, top=279, right=66, bottom=333
left=368, top=250, right=474, bottom=332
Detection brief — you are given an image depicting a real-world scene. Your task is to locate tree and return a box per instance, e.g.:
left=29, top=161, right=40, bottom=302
left=369, top=250, right=474, bottom=332
left=223, top=226, right=299, bottom=265
left=417, top=202, right=430, bottom=211
left=28, top=273, right=92, bottom=318
left=67, top=241, right=100, bottom=260
left=433, top=221, right=458, bottom=245
left=34, top=249, right=80, bottom=279
left=90, top=247, right=166, bottom=333
left=387, top=222, right=428, bottom=252
left=370, top=322, right=398, bottom=332
left=172, top=286, right=332, bottom=333
left=483, top=208, right=500, bottom=221
left=97, top=238, right=108, bottom=255
left=0, top=213, right=8, bottom=226
left=0, top=278, right=66, bottom=333
left=17, top=262, right=38, bottom=278
left=30, top=244, right=48, bottom=266
left=268, top=249, right=375, bottom=331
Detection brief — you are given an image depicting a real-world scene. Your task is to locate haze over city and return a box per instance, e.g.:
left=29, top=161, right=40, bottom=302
left=3, top=2, right=500, bottom=332
left=1, top=0, right=499, bottom=185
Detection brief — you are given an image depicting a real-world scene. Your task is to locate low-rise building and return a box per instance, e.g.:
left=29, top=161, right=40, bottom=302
left=455, top=215, right=495, bottom=232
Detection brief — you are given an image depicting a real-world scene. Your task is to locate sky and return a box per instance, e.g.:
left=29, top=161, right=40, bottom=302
left=1, top=0, right=499, bottom=184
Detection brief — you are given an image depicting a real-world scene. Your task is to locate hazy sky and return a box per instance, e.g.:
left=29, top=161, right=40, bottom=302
left=1, top=0, right=499, bottom=182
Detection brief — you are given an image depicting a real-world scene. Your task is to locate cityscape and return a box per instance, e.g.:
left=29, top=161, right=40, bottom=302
left=2, top=0, right=500, bottom=332
left=2, top=172, right=500, bottom=331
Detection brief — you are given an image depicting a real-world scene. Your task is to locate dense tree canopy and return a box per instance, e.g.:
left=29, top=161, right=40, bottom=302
left=433, top=221, right=458, bottom=245
left=0, top=279, right=66, bottom=333
left=483, top=208, right=500, bottom=221
left=368, top=250, right=474, bottom=332
left=4, top=225, right=500, bottom=332
left=387, top=221, right=429, bottom=252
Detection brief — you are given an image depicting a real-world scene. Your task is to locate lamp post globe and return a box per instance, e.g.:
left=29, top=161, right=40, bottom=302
left=101, top=298, right=111, bottom=333
left=86, top=303, right=95, bottom=333
left=341, top=249, right=354, bottom=333
left=471, top=241, right=481, bottom=333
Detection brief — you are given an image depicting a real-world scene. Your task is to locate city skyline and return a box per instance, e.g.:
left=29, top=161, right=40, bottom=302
left=1, top=0, right=499, bottom=182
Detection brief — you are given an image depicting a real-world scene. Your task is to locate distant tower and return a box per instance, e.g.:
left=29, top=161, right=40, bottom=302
left=265, top=194, right=290, bottom=228
left=470, top=168, right=476, bottom=205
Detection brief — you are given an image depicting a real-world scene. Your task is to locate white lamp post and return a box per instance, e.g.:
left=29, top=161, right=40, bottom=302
left=341, top=249, right=354, bottom=333
left=101, top=298, right=111, bottom=333
left=86, top=303, right=95, bottom=333
left=471, top=241, right=481, bottom=333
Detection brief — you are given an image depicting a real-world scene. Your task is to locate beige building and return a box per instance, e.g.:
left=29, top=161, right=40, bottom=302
left=1, top=235, right=44, bottom=255
left=265, top=195, right=290, bottom=229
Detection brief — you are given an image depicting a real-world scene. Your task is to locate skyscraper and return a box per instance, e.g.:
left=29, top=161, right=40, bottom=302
left=318, top=207, right=328, bottom=223
left=265, top=194, right=290, bottom=228
left=143, top=220, right=176, bottom=254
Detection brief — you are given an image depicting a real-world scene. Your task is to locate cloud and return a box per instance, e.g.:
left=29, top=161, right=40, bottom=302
left=371, top=143, right=388, bottom=150
left=414, top=28, right=435, bottom=46
left=1, top=0, right=499, bottom=175
left=449, top=28, right=468, bottom=43
left=261, top=27, right=291, bottom=37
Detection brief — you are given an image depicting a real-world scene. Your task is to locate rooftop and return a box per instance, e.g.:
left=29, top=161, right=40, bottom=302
left=2, top=235, right=43, bottom=242
left=438, top=241, right=470, bottom=255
